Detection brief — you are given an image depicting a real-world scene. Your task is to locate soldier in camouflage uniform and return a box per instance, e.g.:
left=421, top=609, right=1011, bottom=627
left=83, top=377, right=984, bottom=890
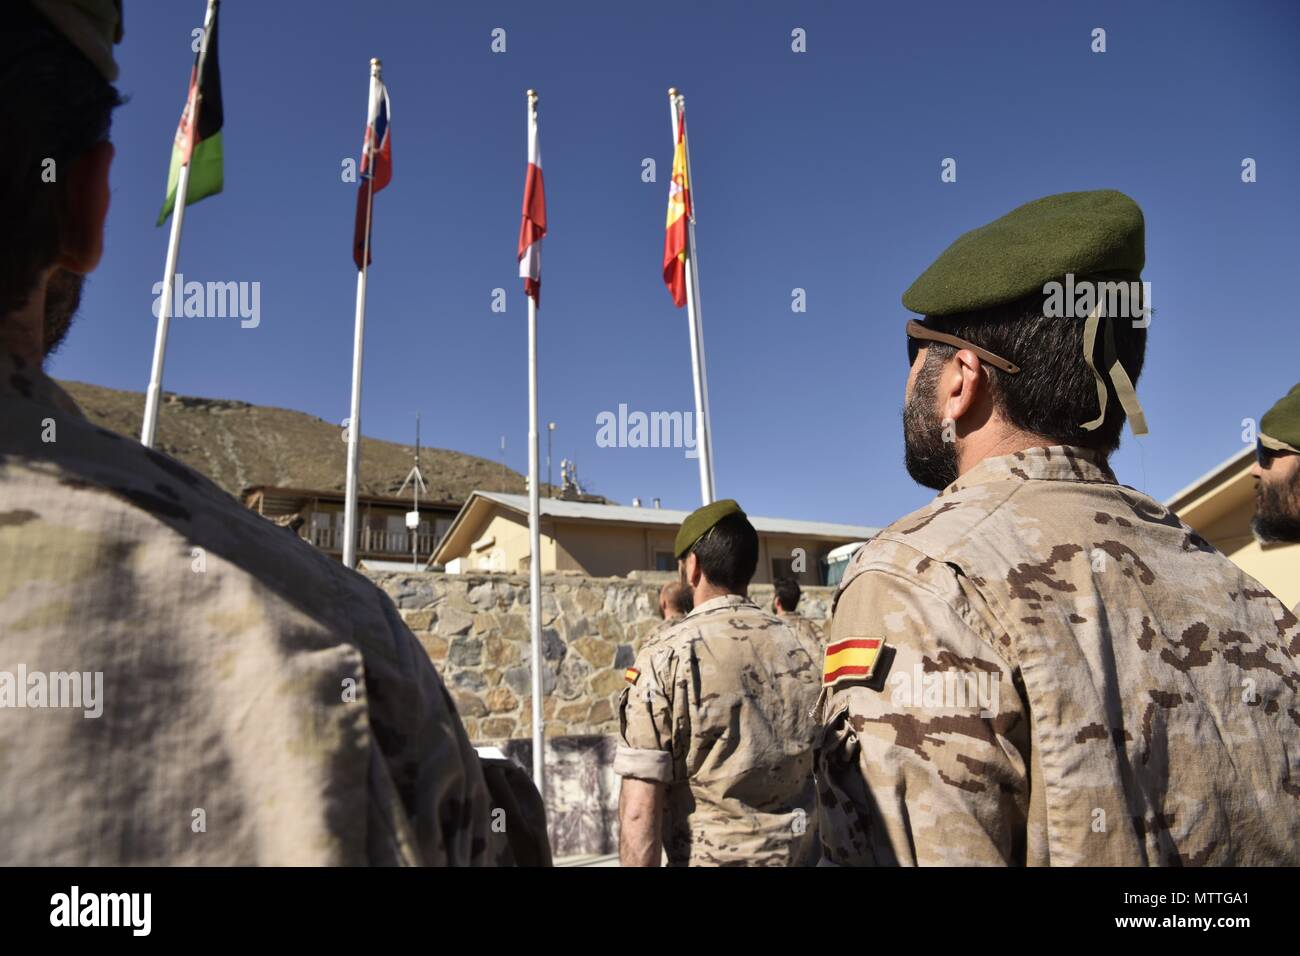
left=0, top=0, right=495, bottom=865
left=772, top=575, right=824, bottom=661
left=815, top=190, right=1300, bottom=866
left=1251, top=383, right=1300, bottom=615
left=616, top=500, right=820, bottom=866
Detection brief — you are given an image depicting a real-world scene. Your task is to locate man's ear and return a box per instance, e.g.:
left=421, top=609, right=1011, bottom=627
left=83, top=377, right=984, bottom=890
left=939, top=348, right=986, bottom=425
left=56, top=141, right=114, bottom=274
left=684, top=553, right=702, bottom=588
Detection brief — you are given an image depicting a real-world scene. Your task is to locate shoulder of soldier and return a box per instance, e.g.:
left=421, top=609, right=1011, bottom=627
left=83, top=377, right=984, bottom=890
left=0, top=396, right=398, bottom=631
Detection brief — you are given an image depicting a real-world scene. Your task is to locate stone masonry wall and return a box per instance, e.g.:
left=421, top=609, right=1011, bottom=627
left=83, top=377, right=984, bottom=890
left=365, top=569, right=833, bottom=856
left=367, top=570, right=832, bottom=744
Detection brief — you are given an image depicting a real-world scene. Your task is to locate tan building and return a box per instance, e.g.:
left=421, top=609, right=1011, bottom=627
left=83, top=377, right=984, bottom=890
left=431, top=491, right=878, bottom=585
left=243, top=485, right=462, bottom=567
left=1165, top=447, right=1300, bottom=610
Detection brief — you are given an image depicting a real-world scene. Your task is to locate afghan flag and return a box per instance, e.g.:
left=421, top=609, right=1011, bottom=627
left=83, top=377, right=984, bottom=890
left=352, top=75, right=393, bottom=269
left=517, top=97, right=546, bottom=303
left=157, top=0, right=224, bottom=226
left=662, top=112, right=691, bottom=308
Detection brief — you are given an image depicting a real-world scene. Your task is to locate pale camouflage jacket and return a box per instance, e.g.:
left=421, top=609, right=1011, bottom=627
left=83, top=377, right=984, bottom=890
left=0, top=353, right=493, bottom=864
left=616, top=594, right=821, bottom=865
left=815, top=445, right=1300, bottom=866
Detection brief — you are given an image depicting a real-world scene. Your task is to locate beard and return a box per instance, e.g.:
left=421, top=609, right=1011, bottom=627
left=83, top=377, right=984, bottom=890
left=1252, top=471, right=1300, bottom=544
left=902, top=354, right=959, bottom=491
left=42, top=268, right=85, bottom=356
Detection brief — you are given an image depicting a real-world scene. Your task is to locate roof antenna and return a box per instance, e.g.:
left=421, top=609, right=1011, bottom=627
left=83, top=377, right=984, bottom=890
left=398, top=413, right=428, bottom=569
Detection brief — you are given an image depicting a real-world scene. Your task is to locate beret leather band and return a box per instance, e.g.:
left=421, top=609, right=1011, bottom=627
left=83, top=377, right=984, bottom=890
left=905, top=320, right=1021, bottom=375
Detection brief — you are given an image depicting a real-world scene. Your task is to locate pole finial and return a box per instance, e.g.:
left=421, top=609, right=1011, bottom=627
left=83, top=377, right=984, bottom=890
left=668, top=86, right=679, bottom=97
left=370, top=57, right=382, bottom=73
left=526, top=88, right=537, bottom=98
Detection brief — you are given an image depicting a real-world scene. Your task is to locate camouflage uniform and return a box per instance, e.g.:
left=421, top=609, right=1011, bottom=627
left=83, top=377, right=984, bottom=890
left=815, top=445, right=1300, bottom=866
left=0, top=353, right=494, bottom=864
left=778, top=610, right=825, bottom=662
left=616, top=594, right=821, bottom=865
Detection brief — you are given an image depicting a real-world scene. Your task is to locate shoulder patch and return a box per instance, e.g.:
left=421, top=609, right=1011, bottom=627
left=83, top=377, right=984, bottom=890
left=624, top=667, right=641, bottom=685
left=823, top=637, right=893, bottom=691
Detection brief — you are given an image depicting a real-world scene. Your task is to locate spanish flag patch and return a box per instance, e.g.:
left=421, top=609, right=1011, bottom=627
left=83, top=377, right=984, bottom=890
left=624, top=667, right=641, bottom=685
left=822, top=638, right=886, bottom=689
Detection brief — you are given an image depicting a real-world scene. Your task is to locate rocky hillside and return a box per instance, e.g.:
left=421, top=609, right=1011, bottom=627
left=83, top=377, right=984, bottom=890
left=58, top=379, right=527, bottom=502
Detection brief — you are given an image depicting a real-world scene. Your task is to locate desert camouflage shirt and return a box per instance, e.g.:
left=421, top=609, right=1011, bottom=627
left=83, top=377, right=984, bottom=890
left=815, top=445, right=1300, bottom=866
left=0, top=352, right=493, bottom=864
left=778, top=610, right=825, bottom=662
left=615, top=594, right=821, bottom=865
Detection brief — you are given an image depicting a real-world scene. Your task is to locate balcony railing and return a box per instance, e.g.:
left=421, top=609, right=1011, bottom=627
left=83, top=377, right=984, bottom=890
left=307, top=525, right=439, bottom=558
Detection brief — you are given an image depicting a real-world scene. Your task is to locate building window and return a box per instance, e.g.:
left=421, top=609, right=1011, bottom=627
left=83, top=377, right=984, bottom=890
left=772, top=557, right=794, bottom=581
left=655, top=551, right=676, bottom=572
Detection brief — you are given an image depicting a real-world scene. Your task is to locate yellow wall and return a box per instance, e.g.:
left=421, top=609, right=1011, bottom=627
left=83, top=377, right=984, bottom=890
left=1170, top=456, right=1300, bottom=611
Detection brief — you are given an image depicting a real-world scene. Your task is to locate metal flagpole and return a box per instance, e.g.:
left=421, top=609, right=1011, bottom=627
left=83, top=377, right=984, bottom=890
left=141, top=0, right=217, bottom=449
left=343, top=58, right=381, bottom=570
left=525, top=89, right=546, bottom=799
left=669, top=89, right=715, bottom=504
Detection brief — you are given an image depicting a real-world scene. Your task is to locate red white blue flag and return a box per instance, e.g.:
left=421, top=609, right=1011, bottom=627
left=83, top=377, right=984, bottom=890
left=353, top=77, right=392, bottom=269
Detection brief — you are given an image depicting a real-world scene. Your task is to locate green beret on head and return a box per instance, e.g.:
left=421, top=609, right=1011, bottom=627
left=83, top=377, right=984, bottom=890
left=27, top=0, right=124, bottom=82
left=1260, top=384, right=1300, bottom=454
left=674, top=499, right=744, bottom=560
left=903, top=189, right=1145, bottom=317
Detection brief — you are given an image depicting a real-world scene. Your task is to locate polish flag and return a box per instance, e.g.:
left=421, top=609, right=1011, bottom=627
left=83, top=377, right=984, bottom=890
left=518, top=96, right=547, bottom=303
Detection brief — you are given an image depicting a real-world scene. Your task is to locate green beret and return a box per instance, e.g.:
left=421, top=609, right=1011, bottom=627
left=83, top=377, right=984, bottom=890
left=674, top=499, right=744, bottom=560
left=27, top=0, right=124, bottom=82
left=1260, top=384, right=1300, bottom=454
left=903, top=190, right=1145, bottom=317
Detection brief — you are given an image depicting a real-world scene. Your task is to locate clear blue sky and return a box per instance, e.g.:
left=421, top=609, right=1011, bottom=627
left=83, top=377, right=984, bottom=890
left=52, top=0, right=1300, bottom=527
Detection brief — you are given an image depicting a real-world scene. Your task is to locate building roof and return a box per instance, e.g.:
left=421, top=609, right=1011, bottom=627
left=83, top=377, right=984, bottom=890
left=432, top=490, right=880, bottom=566
left=1164, top=446, right=1253, bottom=512
left=242, top=484, right=462, bottom=511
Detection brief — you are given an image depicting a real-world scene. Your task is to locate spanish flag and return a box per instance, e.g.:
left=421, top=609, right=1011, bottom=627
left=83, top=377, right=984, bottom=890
left=823, top=638, right=884, bottom=688
left=662, top=114, right=691, bottom=308
left=158, top=0, right=224, bottom=226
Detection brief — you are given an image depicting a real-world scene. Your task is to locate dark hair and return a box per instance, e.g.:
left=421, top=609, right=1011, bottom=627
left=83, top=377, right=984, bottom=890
left=773, top=575, right=801, bottom=613
left=922, top=291, right=1147, bottom=456
left=665, top=581, right=694, bottom=616
left=0, top=6, right=123, bottom=316
left=690, top=512, right=759, bottom=592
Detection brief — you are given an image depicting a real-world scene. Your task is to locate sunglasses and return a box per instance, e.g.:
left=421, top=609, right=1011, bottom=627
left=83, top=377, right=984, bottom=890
left=1255, top=439, right=1297, bottom=467
left=905, top=320, right=1021, bottom=374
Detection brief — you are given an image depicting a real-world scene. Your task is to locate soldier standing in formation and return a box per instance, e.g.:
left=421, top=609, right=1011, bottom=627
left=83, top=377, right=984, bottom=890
left=813, top=190, right=1300, bottom=865
left=1252, top=384, right=1300, bottom=615
left=772, top=575, right=825, bottom=661
left=615, top=501, right=821, bottom=865
left=0, top=0, right=495, bottom=865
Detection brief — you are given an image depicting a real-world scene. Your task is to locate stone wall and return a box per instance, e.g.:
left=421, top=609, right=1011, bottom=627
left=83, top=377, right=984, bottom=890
left=365, top=569, right=832, bottom=856
left=368, top=569, right=832, bottom=744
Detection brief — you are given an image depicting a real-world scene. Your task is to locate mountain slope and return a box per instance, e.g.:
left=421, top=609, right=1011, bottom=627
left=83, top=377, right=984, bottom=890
left=57, top=379, right=526, bottom=502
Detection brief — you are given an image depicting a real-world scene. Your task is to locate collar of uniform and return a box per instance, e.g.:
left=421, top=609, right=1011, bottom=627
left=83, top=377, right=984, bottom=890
left=687, top=593, right=755, bottom=617
left=939, top=444, right=1117, bottom=496
left=0, top=351, right=85, bottom=419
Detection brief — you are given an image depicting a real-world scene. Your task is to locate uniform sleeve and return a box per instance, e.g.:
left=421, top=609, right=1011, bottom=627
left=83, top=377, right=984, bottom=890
left=814, top=557, right=1030, bottom=866
left=364, top=591, right=496, bottom=866
left=613, top=643, right=678, bottom=783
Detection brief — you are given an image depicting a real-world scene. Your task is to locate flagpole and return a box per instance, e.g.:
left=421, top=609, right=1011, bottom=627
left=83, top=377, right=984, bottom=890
left=141, top=0, right=217, bottom=449
left=343, top=58, right=381, bottom=570
left=525, top=89, right=546, bottom=801
left=669, top=89, right=715, bottom=504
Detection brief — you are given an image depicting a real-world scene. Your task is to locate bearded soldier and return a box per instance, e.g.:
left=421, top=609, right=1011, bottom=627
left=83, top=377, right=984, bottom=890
left=814, top=190, right=1300, bottom=866
left=1252, top=384, right=1300, bottom=614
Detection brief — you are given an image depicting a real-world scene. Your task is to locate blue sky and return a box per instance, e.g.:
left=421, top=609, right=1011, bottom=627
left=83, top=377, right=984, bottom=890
left=52, top=0, right=1300, bottom=527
